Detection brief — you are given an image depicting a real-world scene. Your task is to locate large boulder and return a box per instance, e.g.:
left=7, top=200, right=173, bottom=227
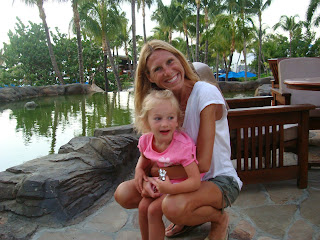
left=0, top=126, right=139, bottom=239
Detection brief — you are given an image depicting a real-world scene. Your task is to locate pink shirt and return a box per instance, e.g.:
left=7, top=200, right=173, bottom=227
left=138, top=130, right=204, bottom=183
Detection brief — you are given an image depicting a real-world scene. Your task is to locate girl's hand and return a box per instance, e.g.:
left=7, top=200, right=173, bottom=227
left=141, top=177, right=161, bottom=198
left=134, top=167, right=148, bottom=193
left=154, top=176, right=173, bottom=194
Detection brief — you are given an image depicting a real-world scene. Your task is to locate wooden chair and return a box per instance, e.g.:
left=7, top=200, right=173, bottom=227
left=268, top=57, right=320, bottom=130
left=193, top=62, right=314, bottom=188
left=226, top=96, right=314, bottom=188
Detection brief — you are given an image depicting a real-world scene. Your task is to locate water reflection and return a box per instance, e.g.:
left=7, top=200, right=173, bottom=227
left=0, top=92, right=134, bottom=171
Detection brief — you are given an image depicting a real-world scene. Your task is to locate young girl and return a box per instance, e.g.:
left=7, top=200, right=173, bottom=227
left=135, top=89, right=203, bottom=240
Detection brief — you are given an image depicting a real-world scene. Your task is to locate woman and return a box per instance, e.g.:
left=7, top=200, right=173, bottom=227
left=114, top=40, right=242, bottom=240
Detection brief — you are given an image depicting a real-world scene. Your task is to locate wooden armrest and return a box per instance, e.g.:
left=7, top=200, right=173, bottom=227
left=228, top=104, right=315, bottom=117
left=226, top=96, right=273, bottom=109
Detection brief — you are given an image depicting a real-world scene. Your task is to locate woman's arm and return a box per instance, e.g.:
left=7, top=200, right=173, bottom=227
left=155, top=161, right=201, bottom=195
left=197, top=104, right=223, bottom=173
left=150, top=163, right=187, bottom=180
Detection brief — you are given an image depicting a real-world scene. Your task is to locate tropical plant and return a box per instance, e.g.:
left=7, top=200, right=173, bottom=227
left=2, top=19, right=55, bottom=86
left=273, top=15, right=302, bottom=57
left=137, top=0, right=155, bottom=42
left=62, top=0, right=87, bottom=84
left=251, top=0, right=272, bottom=78
left=78, top=0, right=123, bottom=91
left=152, top=0, right=183, bottom=43
left=16, top=0, right=64, bottom=84
left=307, top=0, right=320, bottom=27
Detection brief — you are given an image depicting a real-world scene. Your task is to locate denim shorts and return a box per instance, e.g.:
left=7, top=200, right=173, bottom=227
left=207, top=175, right=240, bottom=212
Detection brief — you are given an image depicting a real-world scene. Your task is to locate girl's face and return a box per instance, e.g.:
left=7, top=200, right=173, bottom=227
left=146, top=50, right=185, bottom=93
left=147, top=99, right=179, bottom=145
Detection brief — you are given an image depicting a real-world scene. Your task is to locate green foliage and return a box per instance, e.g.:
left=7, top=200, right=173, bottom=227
left=1, top=18, right=55, bottom=86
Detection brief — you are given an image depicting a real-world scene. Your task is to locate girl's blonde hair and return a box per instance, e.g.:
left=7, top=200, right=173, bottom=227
left=134, top=89, right=181, bottom=134
left=134, top=40, right=200, bottom=119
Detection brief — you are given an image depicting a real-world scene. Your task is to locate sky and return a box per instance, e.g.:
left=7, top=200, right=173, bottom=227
left=0, top=0, right=318, bottom=51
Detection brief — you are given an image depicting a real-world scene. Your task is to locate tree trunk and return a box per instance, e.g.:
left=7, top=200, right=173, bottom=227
left=142, top=0, right=147, bottom=43
left=37, top=0, right=64, bottom=85
left=204, top=7, right=208, bottom=64
left=215, top=53, right=219, bottom=81
left=103, top=51, right=109, bottom=92
left=131, top=0, right=137, bottom=77
left=105, top=38, right=122, bottom=91
left=72, top=1, right=85, bottom=84
left=195, top=1, right=200, bottom=62
left=258, top=13, right=262, bottom=79
left=244, top=39, right=247, bottom=81
left=183, top=24, right=191, bottom=60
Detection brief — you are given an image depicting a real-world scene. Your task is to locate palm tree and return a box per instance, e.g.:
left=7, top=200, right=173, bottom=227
left=205, top=0, right=224, bottom=64
left=137, top=0, right=154, bottom=43
left=273, top=15, right=302, bottom=57
left=307, top=0, right=320, bottom=27
left=79, top=0, right=122, bottom=91
left=235, top=0, right=254, bottom=81
left=195, top=0, right=200, bottom=61
left=251, top=0, right=272, bottom=79
left=131, top=0, right=137, bottom=76
left=62, top=0, right=87, bottom=83
left=214, top=14, right=238, bottom=81
left=17, top=0, right=64, bottom=84
left=117, top=13, right=134, bottom=79
left=152, top=0, right=182, bottom=44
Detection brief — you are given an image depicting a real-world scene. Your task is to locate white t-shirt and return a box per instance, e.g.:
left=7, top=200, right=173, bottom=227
left=183, top=81, right=243, bottom=189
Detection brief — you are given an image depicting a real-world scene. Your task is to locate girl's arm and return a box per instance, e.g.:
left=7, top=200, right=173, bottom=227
left=134, top=154, right=152, bottom=193
left=154, top=161, right=201, bottom=195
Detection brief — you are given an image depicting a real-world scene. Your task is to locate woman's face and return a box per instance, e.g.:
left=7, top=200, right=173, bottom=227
left=146, top=50, right=185, bottom=93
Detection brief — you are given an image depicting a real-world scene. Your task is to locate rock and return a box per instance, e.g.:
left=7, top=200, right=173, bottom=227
left=0, top=126, right=140, bottom=239
left=254, top=84, right=272, bottom=96
left=24, top=101, right=38, bottom=109
left=0, top=84, right=97, bottom=103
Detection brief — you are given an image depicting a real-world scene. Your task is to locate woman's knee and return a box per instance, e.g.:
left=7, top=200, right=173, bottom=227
left=114, top=180, right=140, bottom=209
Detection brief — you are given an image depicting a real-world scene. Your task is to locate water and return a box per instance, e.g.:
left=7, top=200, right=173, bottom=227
left=0, top=90, right=254, bottom=172
left=0, top=92, right=134, bottom=172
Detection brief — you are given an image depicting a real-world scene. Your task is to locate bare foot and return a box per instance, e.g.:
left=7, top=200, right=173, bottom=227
left=165, top=223, right=185, bottom=237
left=207, top=213, right=229, bottom=240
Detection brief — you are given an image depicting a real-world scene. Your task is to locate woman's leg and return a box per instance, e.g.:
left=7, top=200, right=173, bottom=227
left=138, top=197, right=154, bottom=240
left=162, top=181, right=229, bottom=240
left=114, top=179, right=142, bottom=209
left=148, top=195, right=166, bottom=240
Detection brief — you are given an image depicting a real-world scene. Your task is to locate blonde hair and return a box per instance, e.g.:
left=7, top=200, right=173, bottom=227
left=134, top=89, right=181, bottom=134
left=134, top=40, right=200, bottom=119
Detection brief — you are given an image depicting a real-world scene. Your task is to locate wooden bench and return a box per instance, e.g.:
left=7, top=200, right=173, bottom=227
left=226, top=96, right=314, bottom=188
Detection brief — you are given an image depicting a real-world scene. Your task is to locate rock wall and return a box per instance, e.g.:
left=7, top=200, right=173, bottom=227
left=0, top=125, right=139, bottom=240
left=0, top=83, right=97, bottom=103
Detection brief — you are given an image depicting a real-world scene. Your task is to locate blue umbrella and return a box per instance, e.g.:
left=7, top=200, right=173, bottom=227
left=237, top=71, right=256, bottom=78
left=219, top=71, right=239, bottom=78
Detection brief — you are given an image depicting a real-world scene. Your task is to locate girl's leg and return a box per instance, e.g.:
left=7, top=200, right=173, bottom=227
left=114, top=179, right=142, bottom=209
left=162, top=181, right=229, bottom=240
left=148, top=195, right=166, bottom=240
left=139, top=197, right=154, bottom=240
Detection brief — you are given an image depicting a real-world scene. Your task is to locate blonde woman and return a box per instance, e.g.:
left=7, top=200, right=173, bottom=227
left=115, top=40, right=242, bottom=240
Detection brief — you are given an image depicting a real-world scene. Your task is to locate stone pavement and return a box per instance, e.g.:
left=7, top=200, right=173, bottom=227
left=31, top=131, right=320, bottom=240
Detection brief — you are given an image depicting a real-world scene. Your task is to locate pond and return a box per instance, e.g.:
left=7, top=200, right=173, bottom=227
left=0, top=90, right=254, bottom=172
left=0, top=92, right=135, bottom=172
